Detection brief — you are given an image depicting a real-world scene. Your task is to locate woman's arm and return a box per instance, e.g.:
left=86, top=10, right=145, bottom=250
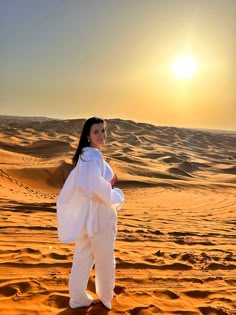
left=77, top=156, right=124, bottom=205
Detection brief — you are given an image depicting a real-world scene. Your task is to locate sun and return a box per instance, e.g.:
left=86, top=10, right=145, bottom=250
left=172, top=55, right=197, bottom=79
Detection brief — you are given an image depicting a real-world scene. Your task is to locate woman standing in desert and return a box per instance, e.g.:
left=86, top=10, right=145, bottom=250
left=57, top=117, right=124, bottom=310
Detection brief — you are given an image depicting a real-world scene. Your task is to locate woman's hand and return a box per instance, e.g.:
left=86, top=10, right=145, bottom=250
left=110, top=174, right=118, bottom=188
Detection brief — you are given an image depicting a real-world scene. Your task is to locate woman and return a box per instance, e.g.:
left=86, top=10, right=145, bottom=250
left=57, top=117, right=124, bottom=310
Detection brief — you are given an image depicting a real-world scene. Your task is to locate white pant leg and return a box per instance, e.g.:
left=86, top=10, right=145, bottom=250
left=69, top=236, right=94, bottom=308
left=90, top=206, right=117, bottom=309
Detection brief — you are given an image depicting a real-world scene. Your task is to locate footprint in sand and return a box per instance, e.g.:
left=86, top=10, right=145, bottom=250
left=154, top=289, right=179, bottom=300
left=0, top=280, right=46, bottom=299
left=130, top=304, right=161, bottom=315
left=0, top=284, right=18, bottom=297
left=199, top=306, right=231, bottom=315
left=44, top=293, right=69, bottom=309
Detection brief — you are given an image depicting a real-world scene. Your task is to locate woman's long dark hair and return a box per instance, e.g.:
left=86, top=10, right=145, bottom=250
left=72, top=117, right=105, bottom=166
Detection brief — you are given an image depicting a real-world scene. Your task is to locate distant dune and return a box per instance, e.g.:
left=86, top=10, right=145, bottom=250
left=0, top=116, right=235, bottom=315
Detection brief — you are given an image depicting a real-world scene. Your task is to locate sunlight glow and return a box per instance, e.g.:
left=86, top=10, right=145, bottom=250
left=172, top=55, right=197, bottom=79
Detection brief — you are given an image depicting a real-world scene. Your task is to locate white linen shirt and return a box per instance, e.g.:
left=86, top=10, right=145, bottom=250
left=57, top=147, right=124, bottom=242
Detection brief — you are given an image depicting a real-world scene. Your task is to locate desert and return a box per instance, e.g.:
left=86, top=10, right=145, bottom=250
left=0, top=115, right=235, bottom=315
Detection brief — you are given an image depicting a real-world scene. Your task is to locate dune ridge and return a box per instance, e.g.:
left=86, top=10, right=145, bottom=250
left=0, top=116, right=235, bottom=315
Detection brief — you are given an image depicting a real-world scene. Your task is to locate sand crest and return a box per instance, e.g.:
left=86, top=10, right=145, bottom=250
left=0, top=116, right=235, bottom=314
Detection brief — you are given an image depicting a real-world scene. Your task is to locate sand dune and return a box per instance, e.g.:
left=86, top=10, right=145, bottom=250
left=0, top=115, right=235, bottom=315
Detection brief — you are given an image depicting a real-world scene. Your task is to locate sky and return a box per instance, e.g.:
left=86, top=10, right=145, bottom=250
left=0, top=0, right=236, bottom=130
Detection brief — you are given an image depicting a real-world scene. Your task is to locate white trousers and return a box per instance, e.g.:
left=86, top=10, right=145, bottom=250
left=69, top=205, right=117, bottom=310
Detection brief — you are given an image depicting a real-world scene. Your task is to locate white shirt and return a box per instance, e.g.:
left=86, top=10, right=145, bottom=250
left=57, top=147, right=124, bottom=242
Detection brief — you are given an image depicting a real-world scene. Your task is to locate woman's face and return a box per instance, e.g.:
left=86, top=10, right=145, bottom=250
left=88, top=123, right=107, bottom=150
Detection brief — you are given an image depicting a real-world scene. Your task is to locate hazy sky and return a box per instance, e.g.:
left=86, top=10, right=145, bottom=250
left=1, top=0, right=236, bottom=130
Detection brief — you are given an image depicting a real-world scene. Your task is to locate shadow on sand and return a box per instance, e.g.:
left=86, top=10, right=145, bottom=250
left=57, top=304, right=110, bottom=315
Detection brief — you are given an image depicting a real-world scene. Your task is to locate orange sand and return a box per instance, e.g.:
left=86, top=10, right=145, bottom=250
left=0, top=116, right=235, bottom=315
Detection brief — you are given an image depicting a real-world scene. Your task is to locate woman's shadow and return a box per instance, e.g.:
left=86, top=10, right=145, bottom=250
left=57, top=304, right=110, bottom=315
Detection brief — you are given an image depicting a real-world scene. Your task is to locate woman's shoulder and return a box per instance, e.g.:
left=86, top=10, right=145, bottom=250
left=81, top=147, right=103, bottom=161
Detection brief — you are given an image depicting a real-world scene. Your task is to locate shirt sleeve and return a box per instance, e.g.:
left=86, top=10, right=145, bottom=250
left=77, top=156, right=124, bottom=205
